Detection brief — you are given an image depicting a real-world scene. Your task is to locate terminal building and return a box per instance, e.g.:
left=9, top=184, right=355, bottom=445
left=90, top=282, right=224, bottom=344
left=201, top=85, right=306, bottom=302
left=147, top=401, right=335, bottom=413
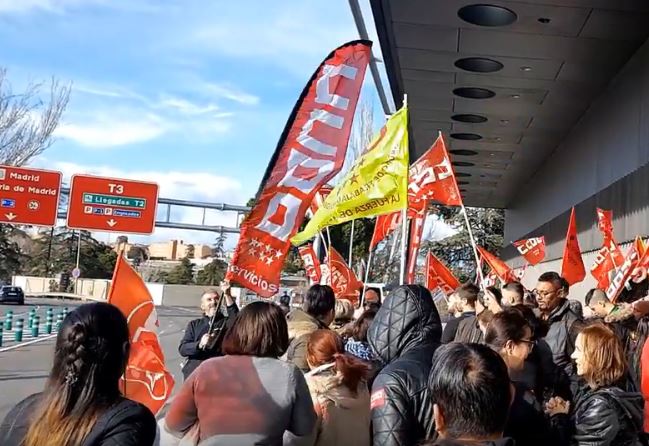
left=369, top=0, right=649, bottom=296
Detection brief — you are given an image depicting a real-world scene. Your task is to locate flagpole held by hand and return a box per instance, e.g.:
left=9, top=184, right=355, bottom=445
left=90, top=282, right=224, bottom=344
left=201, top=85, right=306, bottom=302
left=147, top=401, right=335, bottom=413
left=461, top=203, right=485, bottom=290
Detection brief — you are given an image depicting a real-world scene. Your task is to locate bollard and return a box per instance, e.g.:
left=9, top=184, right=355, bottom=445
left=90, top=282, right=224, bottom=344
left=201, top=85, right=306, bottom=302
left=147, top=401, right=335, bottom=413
left=45, top=313, right=53, bottom=334
left=14, top=319, right=24, bottom=342
left=0, top=321, right=3, bottom=348
left=28, top=308, right=36, bottom=329
left=56, top=313, right=64, bottom=332
left=31, top=315, right=40, bottom=338
left=63, top=307, right=69, bottom=315
left=5, top=310, right=12, bottom=331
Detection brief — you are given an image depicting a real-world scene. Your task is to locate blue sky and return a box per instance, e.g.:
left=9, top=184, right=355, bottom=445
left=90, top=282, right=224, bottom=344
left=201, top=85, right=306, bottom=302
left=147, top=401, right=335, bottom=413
left=0, top=0, right=391, bottom=245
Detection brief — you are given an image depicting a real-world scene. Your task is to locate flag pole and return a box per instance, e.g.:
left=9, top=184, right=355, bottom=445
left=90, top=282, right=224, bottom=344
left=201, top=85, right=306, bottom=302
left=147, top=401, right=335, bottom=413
left=348, top=219, right=355, bottom=267
left=360, top=249, right=373, bottom=309
left=398, top=93, right=409, bottom=285
left=461, top=203, right=485, bottom=290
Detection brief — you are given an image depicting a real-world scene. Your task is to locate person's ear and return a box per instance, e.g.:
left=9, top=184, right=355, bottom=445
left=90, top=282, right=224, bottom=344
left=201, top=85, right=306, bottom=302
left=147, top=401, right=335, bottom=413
left=433, top=403, right=445, bottom=436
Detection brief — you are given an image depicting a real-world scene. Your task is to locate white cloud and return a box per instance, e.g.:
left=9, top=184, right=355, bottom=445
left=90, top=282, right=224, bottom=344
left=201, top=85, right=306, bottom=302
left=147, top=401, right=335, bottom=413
left=54, top=114, right=166, bottom=147
left=201, top=83, right=259, bottom=106
left=37, top=159, right=247, bottom=246
left=158, top=96, right=221, bottom=115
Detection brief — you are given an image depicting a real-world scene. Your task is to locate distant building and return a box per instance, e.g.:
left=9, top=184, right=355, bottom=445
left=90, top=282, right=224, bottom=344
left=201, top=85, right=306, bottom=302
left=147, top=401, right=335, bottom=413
left=148, top=240, right=213, bottom=260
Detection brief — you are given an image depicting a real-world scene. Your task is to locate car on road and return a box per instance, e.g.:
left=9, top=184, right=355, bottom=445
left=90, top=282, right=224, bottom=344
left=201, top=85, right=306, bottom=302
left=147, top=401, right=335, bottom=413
left=0, top=285, right=25, bottom=305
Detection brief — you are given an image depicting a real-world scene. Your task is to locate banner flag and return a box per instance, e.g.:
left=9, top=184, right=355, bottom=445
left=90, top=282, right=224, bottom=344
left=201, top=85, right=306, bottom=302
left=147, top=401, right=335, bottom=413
left=561, top=207, right=586, bottom=286
left=477, top=245, right=516, bottom=283
left=291, top=105, right=409, bottom=245
left=426, top=251, right=460, bottom=295
left=408, top=133, right=462, bottom=207
left=226, top=40, right=371, bottom=297
left=513, top=237, right=545, bottom=266
left=309, top=185, right=333, bottom=216
left=370, top=211, right=401, bottom=250
left=108, top=254, right=174, bottom=415
left=327, top=246, right=363, bottom=302
left=607, top=242, right=643, bottom=302
left=596, top=208, right=614, bottom=235
left=298, top=244, right=321, bottom=284
left=406, top=206, right=427, bottom=283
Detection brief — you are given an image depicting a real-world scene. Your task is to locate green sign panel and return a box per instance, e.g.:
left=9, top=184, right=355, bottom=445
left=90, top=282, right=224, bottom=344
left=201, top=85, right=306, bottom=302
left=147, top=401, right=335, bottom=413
left=82, top=193, right=146, bottom=209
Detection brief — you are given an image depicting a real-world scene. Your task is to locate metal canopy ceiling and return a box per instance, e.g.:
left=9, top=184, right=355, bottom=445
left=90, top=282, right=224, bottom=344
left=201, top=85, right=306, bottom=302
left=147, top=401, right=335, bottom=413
left=370, top=0, right=649, bottom=208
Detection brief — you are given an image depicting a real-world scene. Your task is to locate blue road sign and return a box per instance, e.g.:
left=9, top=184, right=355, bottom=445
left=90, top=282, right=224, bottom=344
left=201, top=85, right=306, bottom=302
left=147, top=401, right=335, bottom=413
left=1, top=198, right=15, bottom=208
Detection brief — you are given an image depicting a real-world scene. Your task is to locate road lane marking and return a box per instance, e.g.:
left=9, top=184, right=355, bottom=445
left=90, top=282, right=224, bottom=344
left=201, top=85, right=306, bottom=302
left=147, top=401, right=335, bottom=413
left=0, top=333, right=57, bottom=353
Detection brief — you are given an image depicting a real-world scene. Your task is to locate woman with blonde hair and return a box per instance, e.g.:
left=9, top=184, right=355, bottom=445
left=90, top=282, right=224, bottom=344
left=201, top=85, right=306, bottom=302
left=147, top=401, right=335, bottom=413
left=548, top=323, right=644, bottom=446
left=305, top=329, right=371, bottom=446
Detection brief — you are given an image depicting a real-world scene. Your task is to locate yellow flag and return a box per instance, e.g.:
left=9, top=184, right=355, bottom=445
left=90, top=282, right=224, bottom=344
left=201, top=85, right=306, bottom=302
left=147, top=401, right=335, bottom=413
left=292, top=106, right=409, bottom=246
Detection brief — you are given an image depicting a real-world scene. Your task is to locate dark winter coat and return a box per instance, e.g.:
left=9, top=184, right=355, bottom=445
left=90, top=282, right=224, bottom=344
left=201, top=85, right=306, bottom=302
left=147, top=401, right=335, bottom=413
left=563, top=385, right=644, bottom=446
left=0, top=393, right=156, bottom=446
left=178, top=303, right=239, bottom=379
left=453, top=315, right=483, bottom=343
left=285, top=308, right=330, bottom=372
left=441, top=311, right=475, bottom=343
left=428, top=439, right=515, bottom=446
left=367, top=284, right=442, bottom=446
left=543, top=299, right=584, bottom=377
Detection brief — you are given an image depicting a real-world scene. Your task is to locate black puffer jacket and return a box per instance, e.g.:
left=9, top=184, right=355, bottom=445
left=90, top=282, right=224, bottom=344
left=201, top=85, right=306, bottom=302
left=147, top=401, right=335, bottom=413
left=544, top=299, right=584, bottom=376
left=367, top=285, right=442, bottom=446
left=0, top=393, right=156, bottom=446
left=570, top=386, right=644, bottom=446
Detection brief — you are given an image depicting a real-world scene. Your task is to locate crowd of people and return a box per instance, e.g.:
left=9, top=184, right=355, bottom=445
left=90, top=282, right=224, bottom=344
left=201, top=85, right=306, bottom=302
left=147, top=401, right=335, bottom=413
left=2, top=272, right=649, bottom=445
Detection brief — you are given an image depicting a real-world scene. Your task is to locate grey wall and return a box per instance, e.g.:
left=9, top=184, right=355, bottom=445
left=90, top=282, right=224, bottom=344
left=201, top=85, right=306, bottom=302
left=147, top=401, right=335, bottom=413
left=505, top=37, right=649, bottom=246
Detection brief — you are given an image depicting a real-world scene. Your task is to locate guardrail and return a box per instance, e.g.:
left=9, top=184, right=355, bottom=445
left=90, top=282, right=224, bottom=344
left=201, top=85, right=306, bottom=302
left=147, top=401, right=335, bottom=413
left=26, top=292, right=105, bottom=302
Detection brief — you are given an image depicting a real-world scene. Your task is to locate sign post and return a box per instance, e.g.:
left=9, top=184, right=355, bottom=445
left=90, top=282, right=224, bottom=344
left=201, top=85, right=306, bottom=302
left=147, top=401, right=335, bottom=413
left=0, top=165, right=62, bottom=226
left=66, top=174, right=159, bottom=234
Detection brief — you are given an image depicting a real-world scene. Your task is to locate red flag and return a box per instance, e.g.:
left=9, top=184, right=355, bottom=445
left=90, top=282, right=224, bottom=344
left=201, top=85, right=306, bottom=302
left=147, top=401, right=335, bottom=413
left=426, top=252, right=460, bottom=295
left=370, top=211, right=401, bottom=250
left=406, top=206, right=427, bottom=283
left=561, top=208, right=586, bottom=286
left=298, top=244, right=321, bottom=284
left=327, top=247, right=363, bottom=303
left=607, top=243, right=643, bottom=302
left=596, top=208, right=614, bottom=235
left=108, top=254, right=174, bottom=414
left=477, top=246, right=516, bottom=283
left=513, top=237, right=546, bottom=266
left=408, top=133, right=462, bottom=207
left=226, top=41, right=371, bottom=297
left=591, top=244, right=614, bottom=290
left=636, top=237, right=647, bottom=258
left=309, top=185, right=333, bottom=215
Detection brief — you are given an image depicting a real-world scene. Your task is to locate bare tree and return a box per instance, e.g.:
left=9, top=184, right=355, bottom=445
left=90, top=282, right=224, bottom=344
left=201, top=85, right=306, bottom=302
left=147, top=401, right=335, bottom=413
left=332, top=100, right=375, bottom=186
left=0, top=68, right=71, bottom=166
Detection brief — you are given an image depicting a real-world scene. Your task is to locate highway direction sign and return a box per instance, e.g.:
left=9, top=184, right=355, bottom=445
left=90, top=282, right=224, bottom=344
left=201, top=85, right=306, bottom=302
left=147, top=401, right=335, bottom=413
left=0, top=165, right=62, bottom=227
left=67, top=174, right=159, bottom=234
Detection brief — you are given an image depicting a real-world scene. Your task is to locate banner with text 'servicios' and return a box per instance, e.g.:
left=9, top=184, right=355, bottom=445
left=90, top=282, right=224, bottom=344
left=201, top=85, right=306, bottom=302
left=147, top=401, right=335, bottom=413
left=226, top=41, right=371, bottom=297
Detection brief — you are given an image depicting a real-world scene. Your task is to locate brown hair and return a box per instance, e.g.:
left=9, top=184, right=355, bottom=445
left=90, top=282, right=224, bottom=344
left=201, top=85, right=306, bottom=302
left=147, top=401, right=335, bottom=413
left=222, top=301, right=289, bottom=358
left=580, top=323, right=627, bottom=389
left=24, top=303, right=129, bottom=446
left=307, top=330, right=370, bottom=394
left=343, top=308, right=377, bottom=342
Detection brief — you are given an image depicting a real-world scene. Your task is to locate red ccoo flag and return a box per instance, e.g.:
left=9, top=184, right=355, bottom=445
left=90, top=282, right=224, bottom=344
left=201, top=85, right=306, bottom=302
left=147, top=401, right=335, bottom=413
left=513, top=237, right=546, bottom=266
left=370, top=211, right=401, bottom=250
left=406, top=205, right=427, bottom=283
left=327, top=247, right=363, bottom=303
left=426, top=252, right=460, bottom=295
left=298, top=244, right=321, bottom=284
left=408, top=133, right=462, bottom=207
left=561, top=207, right=586, bottom=286
left=226, top=41, right=371, bottom=297
left=108, top=254, right=174, bottom=415
left=477, top=245, right=516, bottom=283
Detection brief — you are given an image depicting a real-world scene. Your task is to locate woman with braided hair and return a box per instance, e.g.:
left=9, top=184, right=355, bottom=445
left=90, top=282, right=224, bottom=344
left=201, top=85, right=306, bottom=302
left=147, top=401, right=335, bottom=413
left=0, top=302, right=156, bottom=446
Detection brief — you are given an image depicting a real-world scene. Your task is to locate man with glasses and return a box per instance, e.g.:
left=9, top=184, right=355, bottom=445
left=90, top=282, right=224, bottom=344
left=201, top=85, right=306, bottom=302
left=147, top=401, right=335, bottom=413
left=534, top=272, right=584, bottom=398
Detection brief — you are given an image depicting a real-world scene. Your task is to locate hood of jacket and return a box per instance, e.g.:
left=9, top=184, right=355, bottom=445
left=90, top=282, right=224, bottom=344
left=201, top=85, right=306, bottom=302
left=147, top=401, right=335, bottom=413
left=600, top=387, right=645, bottom=432
left=286, top=308, right=326, bottom=341
left=306, top=366, right=369, bottom=411
left=367, top=284, right=442, bottom=364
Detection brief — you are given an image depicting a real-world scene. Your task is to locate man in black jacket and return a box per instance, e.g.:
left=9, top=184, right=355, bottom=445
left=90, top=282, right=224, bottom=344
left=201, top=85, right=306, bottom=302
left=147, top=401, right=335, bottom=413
left=367, top=284, right=442, bottom=446
left=441, top=283, right=478, bottom=343
left=534, top=271, right=585, bottom=398
left=178, top=284, right=239, bottom=380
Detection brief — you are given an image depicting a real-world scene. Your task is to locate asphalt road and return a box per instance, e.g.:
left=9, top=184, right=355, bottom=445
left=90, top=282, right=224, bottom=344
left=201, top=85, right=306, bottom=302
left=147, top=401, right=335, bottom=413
left=0, top=297, right=200, bottom=421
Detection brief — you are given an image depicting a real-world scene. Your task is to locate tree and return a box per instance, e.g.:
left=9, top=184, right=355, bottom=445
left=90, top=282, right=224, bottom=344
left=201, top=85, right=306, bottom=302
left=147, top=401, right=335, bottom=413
left=0, top=226, right=25, bottom=283
left=185, top=244, right=195, bottom=259
left=282, top=247, right=304, bottom=275
left=0, top=68, right=70, bottom=166
left=196, top=258, right=228, bottom=286
left=127, top=245, right=149, bottom=268
left=213, top=232, right=227, bottom=258
left=27, top=228, right=117, bottom=279
left=165, top=257, right=195, bottom=284
left=424, top=206, right=505, bottom=282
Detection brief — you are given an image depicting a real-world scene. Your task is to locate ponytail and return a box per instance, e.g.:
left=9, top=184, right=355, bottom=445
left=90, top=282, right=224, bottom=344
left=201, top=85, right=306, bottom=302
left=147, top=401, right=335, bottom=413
left=332, top=352, right=370, bottom=395
left=308, top=330, right=370, bottom=394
